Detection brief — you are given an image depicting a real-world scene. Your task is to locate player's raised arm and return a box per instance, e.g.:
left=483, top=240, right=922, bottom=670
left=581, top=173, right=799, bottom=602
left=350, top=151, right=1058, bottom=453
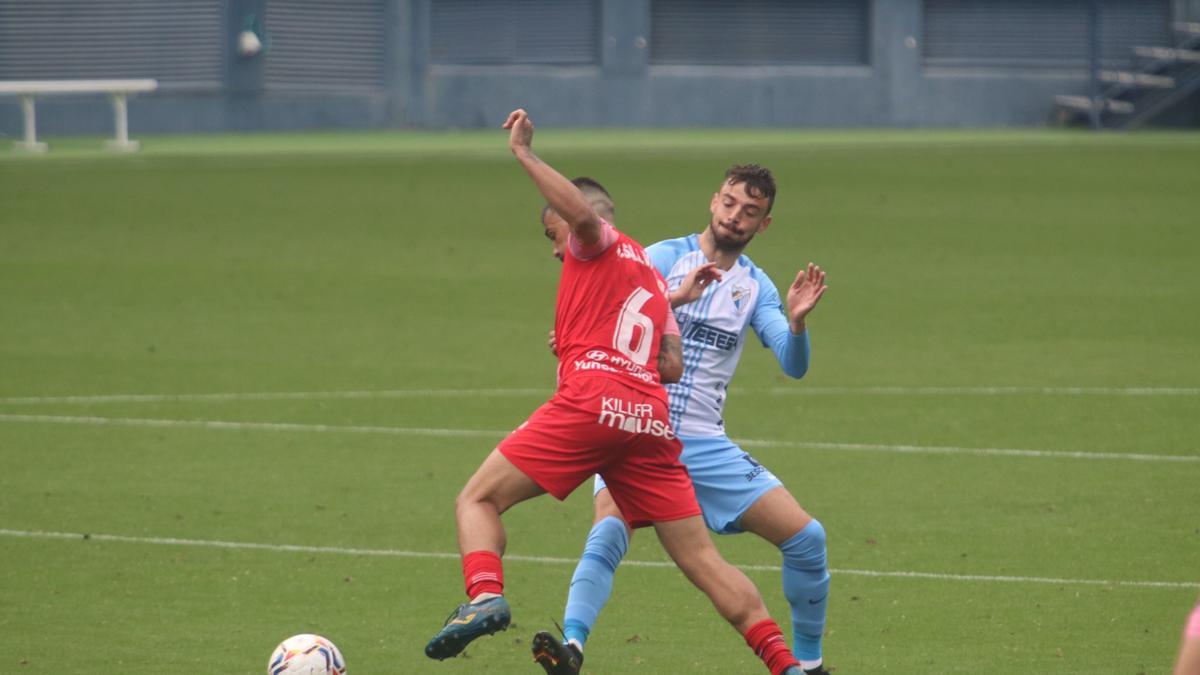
left=749, top=264, right=821, bottom=379
left=787, top=262, right=827, bottom=335
left=503, top=109, right=602, bottom=246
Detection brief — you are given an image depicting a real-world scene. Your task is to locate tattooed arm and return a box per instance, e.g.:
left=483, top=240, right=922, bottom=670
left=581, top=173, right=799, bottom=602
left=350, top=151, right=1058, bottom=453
left=658, top=333, right=683, bottom=384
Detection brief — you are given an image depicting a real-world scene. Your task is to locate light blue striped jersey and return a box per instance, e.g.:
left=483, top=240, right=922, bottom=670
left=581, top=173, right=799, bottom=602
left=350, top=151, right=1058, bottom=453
left=647, top=234, right=811, bottom=437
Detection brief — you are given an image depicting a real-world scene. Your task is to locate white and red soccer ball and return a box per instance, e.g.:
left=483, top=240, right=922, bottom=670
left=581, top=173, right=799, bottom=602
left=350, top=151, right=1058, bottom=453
left=267, top=634, right=346, bottom=675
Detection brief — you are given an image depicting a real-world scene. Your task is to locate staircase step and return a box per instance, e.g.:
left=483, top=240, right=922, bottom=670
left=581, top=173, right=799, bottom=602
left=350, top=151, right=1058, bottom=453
left=1134, top=46, right=1200, bottom=63
left=1174, top=22, right=1200, bottom=37
left=1054, top=95, right=1134, bottom=114
left=1099, top=70, right=1175, bottom=88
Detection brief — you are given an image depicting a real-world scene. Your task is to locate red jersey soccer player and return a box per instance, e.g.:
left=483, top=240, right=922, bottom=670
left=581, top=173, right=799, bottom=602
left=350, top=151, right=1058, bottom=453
left=424, top=109, right=805, bottom=675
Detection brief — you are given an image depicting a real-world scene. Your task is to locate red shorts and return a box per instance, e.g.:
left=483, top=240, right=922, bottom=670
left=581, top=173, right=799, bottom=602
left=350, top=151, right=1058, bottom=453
left=498, top=375, right=700, bottom=528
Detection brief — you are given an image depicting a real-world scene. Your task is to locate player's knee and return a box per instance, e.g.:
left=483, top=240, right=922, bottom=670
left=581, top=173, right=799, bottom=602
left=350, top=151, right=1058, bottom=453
left=454, top=483, right=495, bottom=519
left=584, top=516, right=629, bottom=571
left=780, top=518, right=827, bottom=571
left=592, top=490, right=624, bottom=524
left=453, top=490, right=474, bottom=520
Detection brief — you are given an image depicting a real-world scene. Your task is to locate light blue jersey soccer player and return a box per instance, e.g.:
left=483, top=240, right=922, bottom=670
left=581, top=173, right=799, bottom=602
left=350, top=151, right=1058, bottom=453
left=535, top=166, right=831, bottom=675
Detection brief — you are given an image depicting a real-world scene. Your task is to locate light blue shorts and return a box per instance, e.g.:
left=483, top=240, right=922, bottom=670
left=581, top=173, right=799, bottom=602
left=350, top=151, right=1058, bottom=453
left=594, top=434, right=782, bottom=534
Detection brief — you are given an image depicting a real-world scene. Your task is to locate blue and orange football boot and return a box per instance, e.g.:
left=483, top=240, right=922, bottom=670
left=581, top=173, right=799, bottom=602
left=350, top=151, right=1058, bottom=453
left=531, top=630, right=583, bottom=675
left=424, top=596, right=512, bottom=660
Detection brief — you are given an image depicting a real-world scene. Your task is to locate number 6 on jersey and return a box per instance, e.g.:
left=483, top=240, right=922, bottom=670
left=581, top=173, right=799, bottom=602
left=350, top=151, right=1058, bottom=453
left=613, top=286, right=655, bottom=366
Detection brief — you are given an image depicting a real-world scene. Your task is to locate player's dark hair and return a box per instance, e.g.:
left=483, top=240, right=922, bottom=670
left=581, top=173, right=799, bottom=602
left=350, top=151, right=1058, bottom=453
left=571, top=176, right=611, bottom=198
left=724, top=164, right=776, bottom=214
left=541, top=176, right=616, bottom=224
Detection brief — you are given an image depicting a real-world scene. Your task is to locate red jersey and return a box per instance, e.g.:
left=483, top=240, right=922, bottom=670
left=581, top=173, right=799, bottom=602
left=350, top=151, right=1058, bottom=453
left=554, top=221, right=672, bottom=401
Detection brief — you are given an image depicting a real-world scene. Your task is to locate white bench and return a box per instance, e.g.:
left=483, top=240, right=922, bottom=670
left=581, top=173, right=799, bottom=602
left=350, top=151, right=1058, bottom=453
left=0, top=79, right=157, bottom=152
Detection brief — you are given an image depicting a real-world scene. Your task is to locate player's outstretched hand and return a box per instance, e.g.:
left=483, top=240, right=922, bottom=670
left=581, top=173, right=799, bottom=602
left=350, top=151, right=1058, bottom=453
left=787, top=262, right=827, bottom=333
left=548, top=329, right=558, bottom=357
left=671, top=262, right=723, bottom=308
left=503, top=109, right=533, bottom=154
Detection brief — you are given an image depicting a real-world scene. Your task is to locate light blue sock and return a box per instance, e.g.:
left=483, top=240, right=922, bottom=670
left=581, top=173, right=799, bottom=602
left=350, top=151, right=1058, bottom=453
left=780, top=518, right=830, bottom=662
left=563, top=516, right=628, bottom=648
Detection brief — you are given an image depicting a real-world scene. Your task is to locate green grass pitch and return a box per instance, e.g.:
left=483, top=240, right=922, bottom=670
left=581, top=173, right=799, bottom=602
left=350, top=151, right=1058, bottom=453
left=1, top=129, right=1198, bottom=673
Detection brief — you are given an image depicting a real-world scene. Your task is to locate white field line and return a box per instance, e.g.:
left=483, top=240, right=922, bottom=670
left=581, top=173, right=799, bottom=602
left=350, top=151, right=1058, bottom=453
left=735, top=437, right=1200, bottom=463
left=0, top=386, right=1197, bottom=405
left=0, top=412, right=1197, bottom=464
left=759, top=386, right=1200, bottom=396
left=0, top=413, right=509, bottom=439
left=1, top=528, right=1196, bottom=590
left=0, top=388, right=551, bottom=405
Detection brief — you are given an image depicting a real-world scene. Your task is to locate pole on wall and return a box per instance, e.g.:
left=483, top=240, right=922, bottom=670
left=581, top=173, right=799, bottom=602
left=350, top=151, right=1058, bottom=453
left=1088, top=0, right=1102, bottom=130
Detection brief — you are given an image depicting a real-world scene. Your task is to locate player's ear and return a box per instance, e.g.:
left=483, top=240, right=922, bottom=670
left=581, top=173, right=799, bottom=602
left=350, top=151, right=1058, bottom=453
left=757, top=214, right=772, bottom=234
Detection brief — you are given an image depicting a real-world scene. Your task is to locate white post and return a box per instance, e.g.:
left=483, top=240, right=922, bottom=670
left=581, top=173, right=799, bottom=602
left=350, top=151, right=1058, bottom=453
left=105, top=92, right=140, bottom=152
left=16, top=95, right=48, bottom=152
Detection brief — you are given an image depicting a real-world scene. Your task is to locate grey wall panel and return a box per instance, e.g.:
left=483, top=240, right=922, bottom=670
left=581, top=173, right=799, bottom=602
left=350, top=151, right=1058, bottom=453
left=924, top=0, right=1171, bottom=69
left=430, top=0, right=598, bottom=65
left=924, top=0, right=1089, bottom=67
left=650, top=0, right=869, bottom=65
left=0, top=0, right=223, bottom=87
left=265, top=0, right=386, bottom=90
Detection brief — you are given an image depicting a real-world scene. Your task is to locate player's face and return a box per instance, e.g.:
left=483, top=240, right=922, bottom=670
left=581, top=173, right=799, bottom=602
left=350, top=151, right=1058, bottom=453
left=542, top=210, right=569, bottom=262
left=708, top=180, right=772, bottom=251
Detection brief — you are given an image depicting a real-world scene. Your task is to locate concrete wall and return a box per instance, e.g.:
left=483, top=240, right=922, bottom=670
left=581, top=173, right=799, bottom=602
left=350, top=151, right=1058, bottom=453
left=0, top=0, right=1187, bottom=137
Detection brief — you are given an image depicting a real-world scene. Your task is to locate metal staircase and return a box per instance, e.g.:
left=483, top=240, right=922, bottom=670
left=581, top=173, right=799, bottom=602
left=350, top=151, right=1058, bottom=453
left=1054, top=22, right=1200, bottom=128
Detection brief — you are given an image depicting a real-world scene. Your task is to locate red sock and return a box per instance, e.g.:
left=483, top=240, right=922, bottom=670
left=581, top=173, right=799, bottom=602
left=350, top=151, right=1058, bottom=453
left=744, top=618, right=800, bottom=675
left=462, top=550, right=504, bottom=600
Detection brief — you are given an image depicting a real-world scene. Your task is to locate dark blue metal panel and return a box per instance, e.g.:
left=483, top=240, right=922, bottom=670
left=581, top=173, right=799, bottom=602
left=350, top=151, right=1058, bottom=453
left=1099, top=0, right=1171, bottom=63
left=264, top=0, right=387, bottom=90
left=923, top=0, right=1170, bottom=69
left=649, top=0, right=870, bottom=65
left=0, top=0, right=224, bottom=87
left=430, top=0, right=599, bottom=65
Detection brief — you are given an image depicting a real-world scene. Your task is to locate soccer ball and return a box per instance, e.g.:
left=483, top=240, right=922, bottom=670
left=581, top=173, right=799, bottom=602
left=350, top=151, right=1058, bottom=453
left=267, top=634, right=346, bottom=675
